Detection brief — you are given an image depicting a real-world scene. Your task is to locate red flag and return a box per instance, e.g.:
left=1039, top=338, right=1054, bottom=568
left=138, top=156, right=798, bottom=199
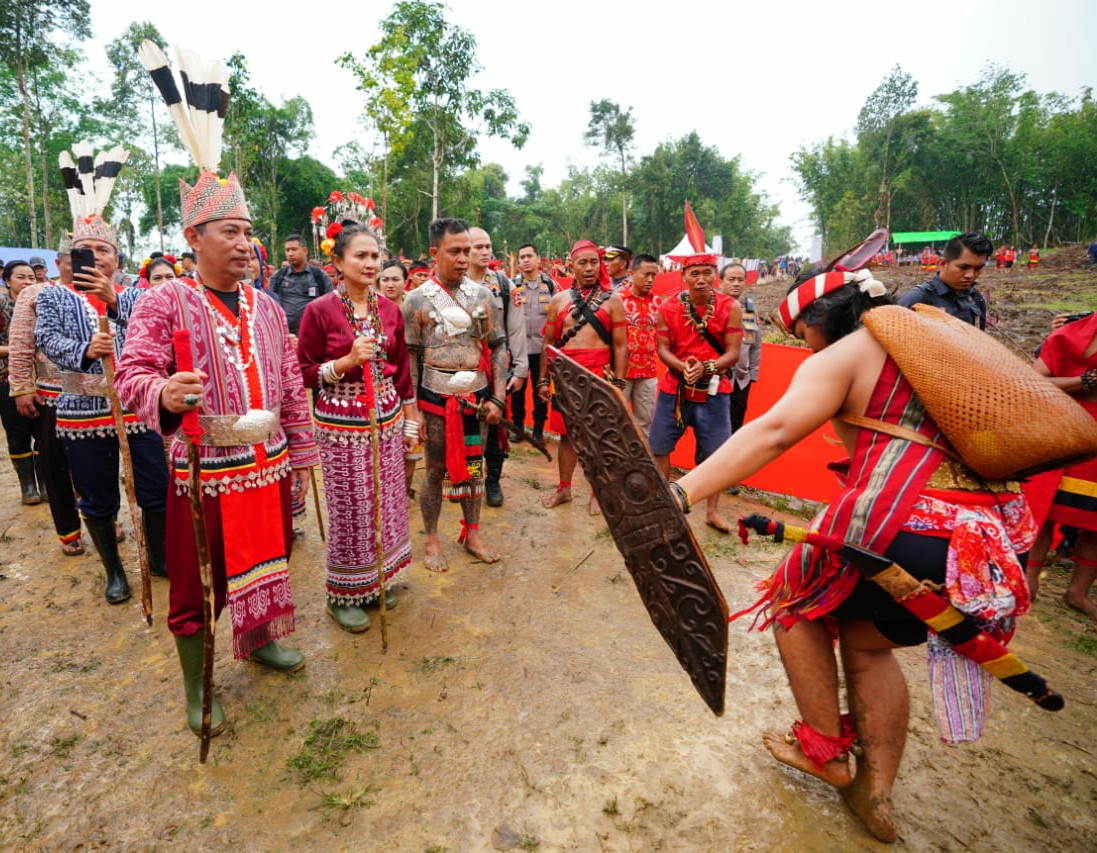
left=684, top=200, right=706, bottom=252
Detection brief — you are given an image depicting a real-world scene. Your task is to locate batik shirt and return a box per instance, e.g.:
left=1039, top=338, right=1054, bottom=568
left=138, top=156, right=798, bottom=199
left=620, top=285, right=661, bottom=379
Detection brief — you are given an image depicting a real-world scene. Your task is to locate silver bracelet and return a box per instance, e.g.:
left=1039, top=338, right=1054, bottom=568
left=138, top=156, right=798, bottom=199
left=403, top=419, right=420, bottom=437
left=322, top=360, right=344, bottom=384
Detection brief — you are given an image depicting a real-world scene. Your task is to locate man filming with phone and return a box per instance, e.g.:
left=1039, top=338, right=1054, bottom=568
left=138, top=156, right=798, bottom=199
left=35, top=215, right=170, bottom=604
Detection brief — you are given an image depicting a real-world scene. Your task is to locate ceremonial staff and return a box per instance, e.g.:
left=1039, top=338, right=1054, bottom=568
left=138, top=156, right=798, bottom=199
left=172, top=329, right=217, bottom=762
left=99, top=315, right=153, bottom=625
left=309, top=467, right=326, bottom=542
left=361, top=361, right=390, bottom=651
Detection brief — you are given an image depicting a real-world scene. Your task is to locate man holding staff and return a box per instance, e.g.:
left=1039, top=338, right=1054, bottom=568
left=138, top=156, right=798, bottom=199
left=35, top=214, right=169, bottom=603
left=116, top=40, right=319, bottom=738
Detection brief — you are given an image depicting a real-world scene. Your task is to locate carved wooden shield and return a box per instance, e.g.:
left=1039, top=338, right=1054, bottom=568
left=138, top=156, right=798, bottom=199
left=548, top=348, right=729, bottom=715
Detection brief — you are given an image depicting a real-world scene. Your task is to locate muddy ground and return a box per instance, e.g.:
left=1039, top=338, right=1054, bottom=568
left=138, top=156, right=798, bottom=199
left=2, top=253, right=1096, bottom=851
left=1, top=443, right=1096, bottom=851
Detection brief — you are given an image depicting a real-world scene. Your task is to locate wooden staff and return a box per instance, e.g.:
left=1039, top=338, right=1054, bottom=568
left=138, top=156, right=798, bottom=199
left=309, top=466, right=326, bottom=541
left=99, top=316, right=152, bottom=625
left=362, top=363, right=389, bottom=652
left=172, top=329, right=217, bottom=762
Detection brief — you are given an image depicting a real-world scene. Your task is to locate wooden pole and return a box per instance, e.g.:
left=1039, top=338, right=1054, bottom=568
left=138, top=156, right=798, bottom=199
left=363, top=364, right=389, bottom=652
left=99, top=316, right=152, bottom=625
left=173, top=329, right=217, bottom=762
left=309, top=467, right=326, bottom=542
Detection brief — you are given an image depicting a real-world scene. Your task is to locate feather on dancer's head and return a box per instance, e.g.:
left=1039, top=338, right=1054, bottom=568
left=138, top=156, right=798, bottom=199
left=60, top=142, right=129, bottom=252
left=139, top=40, right=250, bottom=231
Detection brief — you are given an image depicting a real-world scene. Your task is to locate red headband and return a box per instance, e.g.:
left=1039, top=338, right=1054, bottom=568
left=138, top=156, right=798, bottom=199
left=777, top=270, right=887, bottom=330
left=570, top=239, right=610, bottom=289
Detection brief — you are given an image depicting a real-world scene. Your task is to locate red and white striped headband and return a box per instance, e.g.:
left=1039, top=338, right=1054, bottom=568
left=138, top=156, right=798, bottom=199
left=777, top=269, right=885, bottom=330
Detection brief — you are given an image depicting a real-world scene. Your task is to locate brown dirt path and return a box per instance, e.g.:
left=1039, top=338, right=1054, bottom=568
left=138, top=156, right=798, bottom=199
left=1, top=439, right=1095, bottom=850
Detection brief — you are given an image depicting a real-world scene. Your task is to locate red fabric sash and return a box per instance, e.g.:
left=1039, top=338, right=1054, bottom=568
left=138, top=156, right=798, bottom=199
left=186, top=279, right=293, bottom=657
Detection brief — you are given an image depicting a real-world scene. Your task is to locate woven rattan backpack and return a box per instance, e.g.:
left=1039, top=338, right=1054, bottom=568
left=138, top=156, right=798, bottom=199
left=857, top=304, right=1097, bottom=480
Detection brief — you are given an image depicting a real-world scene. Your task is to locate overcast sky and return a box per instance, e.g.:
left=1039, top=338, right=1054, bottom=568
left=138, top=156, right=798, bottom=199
left=87, top=0, right=1097, bottom=253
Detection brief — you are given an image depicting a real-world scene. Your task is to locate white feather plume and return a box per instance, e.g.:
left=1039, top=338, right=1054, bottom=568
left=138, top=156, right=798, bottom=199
left=139, top=39, right=229, bottom=174
left=58, top=141, right=128, bottom=220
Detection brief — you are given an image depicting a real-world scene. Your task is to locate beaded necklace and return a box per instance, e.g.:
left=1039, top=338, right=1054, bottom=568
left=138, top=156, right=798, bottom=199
left=337, top=281, right=387, bottom=351
left=191, top=275, right=257, bottom=373
left=679, top=289, right=715, bottom=332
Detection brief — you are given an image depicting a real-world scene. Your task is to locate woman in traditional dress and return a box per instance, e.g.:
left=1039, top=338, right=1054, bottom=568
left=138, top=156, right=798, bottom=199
left=297, top=226, right=418, bottom=632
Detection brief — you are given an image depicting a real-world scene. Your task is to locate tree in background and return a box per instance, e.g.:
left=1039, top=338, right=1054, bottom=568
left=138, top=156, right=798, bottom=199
left=584, top=99, right=635, bottom=244
left=856, top=65, right=918, bottom=231
left=793, top=62, right=1097, bottom=255
left=101, top=21, right=172, bottom=250
left=0, top=0, right=91, bottom=248
left=341, top=0, right=529, bottom=222
left=223, top=53, right=314, bottom=256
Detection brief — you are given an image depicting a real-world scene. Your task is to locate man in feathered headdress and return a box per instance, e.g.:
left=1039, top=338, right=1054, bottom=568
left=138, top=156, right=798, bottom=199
left=115, top=42, right=319, bottom=738
left=35, top=144, right=171, bottom=599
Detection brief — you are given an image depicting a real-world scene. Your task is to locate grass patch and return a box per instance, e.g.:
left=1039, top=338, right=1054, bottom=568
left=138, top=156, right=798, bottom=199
left=1064, top=627, right=1097, bottom=658
left=520, top=837, right=540, bottom=851
left=1026, top=300, right=1092, bottom=313
left=410, top=655, right=459, bottom=674
left=286, top=717, right=379, bottom=785
left=704, top=540, right=738, bottom=560
left=50, top=734, right=81, bottom=759
left=311, top=782, right=377, bottom=825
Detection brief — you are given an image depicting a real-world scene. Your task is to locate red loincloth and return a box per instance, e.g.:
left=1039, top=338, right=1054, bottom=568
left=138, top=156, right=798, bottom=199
left=547, top=347, right=611, bottom=437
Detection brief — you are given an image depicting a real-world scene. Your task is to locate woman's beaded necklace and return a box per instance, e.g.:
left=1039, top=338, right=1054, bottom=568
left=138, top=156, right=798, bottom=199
left=337, top=281, right=387, bottom=351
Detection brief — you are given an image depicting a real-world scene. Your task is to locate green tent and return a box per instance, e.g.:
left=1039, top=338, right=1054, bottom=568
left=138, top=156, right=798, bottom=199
left=890, top=230, right=960, bottom=244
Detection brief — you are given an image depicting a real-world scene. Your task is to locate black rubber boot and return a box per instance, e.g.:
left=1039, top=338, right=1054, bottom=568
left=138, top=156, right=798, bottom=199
left=12, top=456, right=41, bottom=505
left=84, top=515, right=131, bottom=604
left=32, top=453, right=49, bottom=502
left=175, top=633, right=225, bottom=737
left=485, top=458, right=504, bottom=507
left=143, top=510, right=168, bottom=578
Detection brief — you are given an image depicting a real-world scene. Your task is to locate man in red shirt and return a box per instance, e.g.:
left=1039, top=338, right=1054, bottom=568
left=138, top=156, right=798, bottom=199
left=650, top=252, right=742, bottom=531
left=620, top=253, right=661, bottom=436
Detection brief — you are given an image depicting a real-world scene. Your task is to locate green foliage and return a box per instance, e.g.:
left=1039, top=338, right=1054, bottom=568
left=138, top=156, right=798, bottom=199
left=793, top=62, right=1097, bottom=253
left=339, top=0, right=528, bottom=222
left=286, top=717, right=379, bottom=785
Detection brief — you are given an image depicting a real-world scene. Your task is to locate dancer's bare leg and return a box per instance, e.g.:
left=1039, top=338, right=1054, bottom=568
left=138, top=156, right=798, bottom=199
left=1026, top=519, right=1055, bottom=600
left=459, top=492, right=499, bottom=564
left=1064, top=533, right=1097, bottom=619
left=762, top=620, right=852, bottom=788
left=544, top=437, right=577, bottom=507
left=838, top=620, right=907, bottom=843
left=420, top=414, right=448, bottom=573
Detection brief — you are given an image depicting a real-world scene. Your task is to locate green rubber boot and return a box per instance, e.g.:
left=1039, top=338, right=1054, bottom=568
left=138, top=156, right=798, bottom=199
left=174, top=633, right=225, bottom=737
left=247, top=640, right=305, bottom=672
left=366, top=589, right=398, bottom=611
left=326, top=603, right=371, bottom=633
